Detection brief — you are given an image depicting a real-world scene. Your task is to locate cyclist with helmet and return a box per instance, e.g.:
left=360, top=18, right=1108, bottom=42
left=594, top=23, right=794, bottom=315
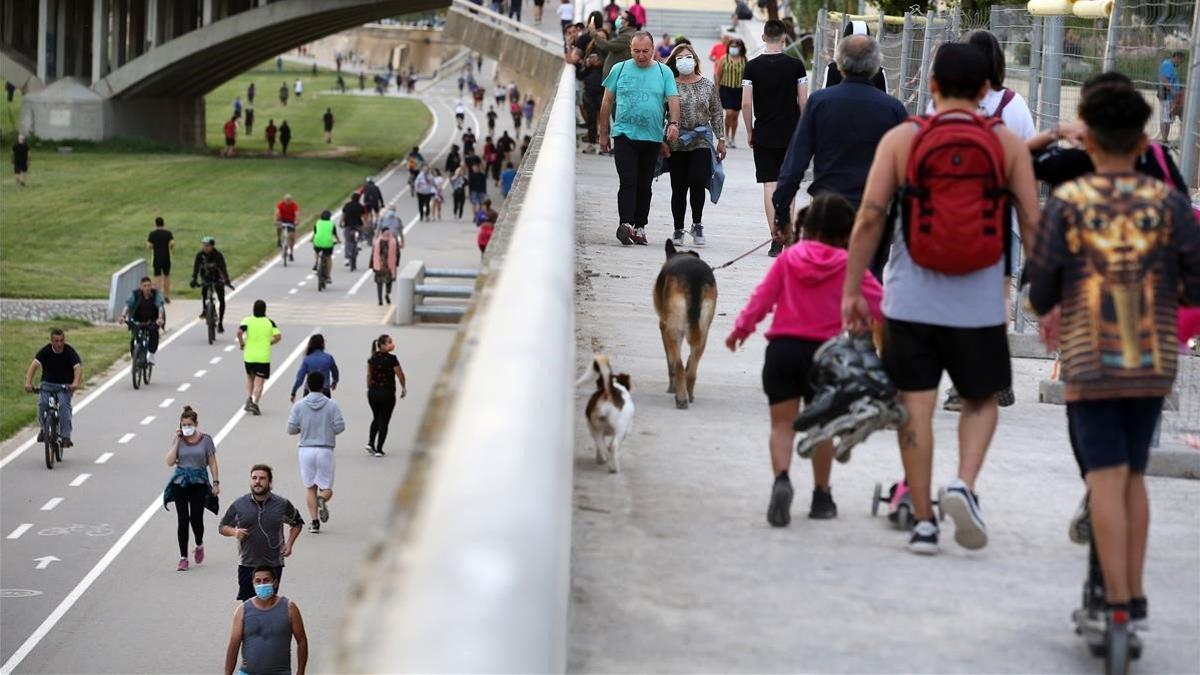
left=191, top=237, right=233, bottom=333
left=362, top=177, right=384, bottom=219
left=275, top=194, right=300, bottom=262
left=312, top=210, right=340, bottom=283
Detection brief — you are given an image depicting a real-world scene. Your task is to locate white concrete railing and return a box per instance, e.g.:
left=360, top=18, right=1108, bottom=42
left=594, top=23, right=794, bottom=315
left=106, top=259, right=147, bottom=322
left=345, top=65, right=577, bottom=672
left=448, top=0, right=564, bottom=55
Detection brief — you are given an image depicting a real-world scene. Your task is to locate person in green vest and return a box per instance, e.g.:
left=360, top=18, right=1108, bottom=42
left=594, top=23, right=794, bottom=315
left=237, top=299, right=282, bottom=416
left=311, top=210, right=340, bottom=283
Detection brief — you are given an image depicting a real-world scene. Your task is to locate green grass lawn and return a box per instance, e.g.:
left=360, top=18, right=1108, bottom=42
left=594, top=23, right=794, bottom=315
left=0, top=318, right=129, bottom=441
left=0, top=152, right=377, bottom=298
left=205, top=61, right=433, bottom=166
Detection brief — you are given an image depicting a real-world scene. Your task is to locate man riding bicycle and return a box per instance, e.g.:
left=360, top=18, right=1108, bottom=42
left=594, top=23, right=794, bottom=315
left=312, top=210, right=340, bottom=282
left=275, top=194, right=300, bottom=262
left=340, top=193, right=366, bottom=271
left=24, top=327, right=82, bottom=448
left=119, top=276, right=165, bottom=364
left=191, top=236, right=232, bottom=332
left=361, top=177, right=383, bottom=245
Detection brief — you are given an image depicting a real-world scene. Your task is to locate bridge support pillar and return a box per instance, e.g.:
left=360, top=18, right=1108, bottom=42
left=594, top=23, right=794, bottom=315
left=36, top=0, right=49, bottom=82
left=24, top=78, right=206, bottom=148
left=92, top=0, right=108, bottom=84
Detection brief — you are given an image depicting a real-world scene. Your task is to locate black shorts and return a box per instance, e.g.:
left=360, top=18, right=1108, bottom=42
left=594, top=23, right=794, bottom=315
left=1067, top=397, right=1164, bottom=474
left=761, top=337, right=823, bottom=405
left=237, top=564, right=283, bottom=601
left=753, top=144, right=788, bottom=183
left=718, top=86, right=743, bottom=111
left=244, top=362, right=271, bottom=379
left=153, top=260, right=171, bottom=276
left=14, top=161, right=28, bottom=173
left=882, top=319, right=1011, bottom=399
left=224, top=137, right=235, bottom=147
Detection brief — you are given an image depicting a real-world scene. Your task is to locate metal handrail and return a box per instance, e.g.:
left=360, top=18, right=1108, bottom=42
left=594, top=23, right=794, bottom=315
left=340, top=66, right=577, bottom=672
left=447, top=0, right=564, bottom=54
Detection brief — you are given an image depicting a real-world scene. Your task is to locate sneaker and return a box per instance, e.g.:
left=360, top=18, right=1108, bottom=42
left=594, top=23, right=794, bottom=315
left=61, top=439, right=73, bottom=448
left=909, top=519, right=939, bottom=555
left=244, top=397, right=254, bottom=412
left=249, top=401, right=261, bottom=416
left=317, top=495, right=329, bottom=523
left=767, top=473, right=793, bottom=527
left=217, top=323, right=225, bottom=333
left=672, top=229, right=686, bottom=246
left=943, top=388, right=962, bottom=412
left=177, top=557, right=190, bottom=571
left=997, top=386, right=1015, bottom=407
left=1068, top=491, right=1091, bottom=545
left=808, top=487, right=838, bottom=519
left=374, top=449, right=386, bottom=457
left=147, top=352, right=156, bottom=365
left=1131, top=597, right=1149, bottom=632
left=193, top=545, right=204, bottom=565
left=767, top=241, right=783, bottom=257
left=632, top=226, right=648, bottom=245
left=309, top=520, right=320, bottom=533
left=690, top=224, right=705, bottom=247
left=940, top=478, right=988, bottom=550
left=365, top=443, right=376, bottom=456
left=615, top=223, right=634, bottom=246
left=312, top=263, right=318, bottom=272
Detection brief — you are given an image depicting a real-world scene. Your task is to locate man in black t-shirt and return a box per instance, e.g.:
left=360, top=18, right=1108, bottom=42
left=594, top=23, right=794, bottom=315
left=24, top=328, right=83, bottom=447
left=341, top=193, right=366, bottom=271
left=741, top=19, right=809, bottom=257
left=120, top=276, right=166, bottom=363
left=146, top=217, right=174, bottom=302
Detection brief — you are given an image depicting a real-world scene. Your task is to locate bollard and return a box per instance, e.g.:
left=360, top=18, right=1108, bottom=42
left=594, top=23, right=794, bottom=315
left=1039, top=15, right=1064, bottom=130
left=394, top=260, right=425, bottom=326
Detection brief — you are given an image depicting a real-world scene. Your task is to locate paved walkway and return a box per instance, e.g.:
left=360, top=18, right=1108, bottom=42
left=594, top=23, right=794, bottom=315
left=566, top=75, right=1200, bottom=675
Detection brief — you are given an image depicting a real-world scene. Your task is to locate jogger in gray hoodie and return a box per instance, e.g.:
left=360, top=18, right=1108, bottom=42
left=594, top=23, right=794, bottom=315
left=287, top=372, right=345, bottom=533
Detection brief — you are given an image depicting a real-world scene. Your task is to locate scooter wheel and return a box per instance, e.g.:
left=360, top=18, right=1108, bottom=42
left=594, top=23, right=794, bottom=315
left=871, top=482, right=882, bottom=516
left=1105, top=623, right=1131, bottom=675
left=895, top=503, right=912, bottom=530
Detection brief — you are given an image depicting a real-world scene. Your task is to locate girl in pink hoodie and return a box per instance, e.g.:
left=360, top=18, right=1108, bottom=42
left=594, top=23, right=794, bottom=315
left=726, top=193, right=884, bottom=527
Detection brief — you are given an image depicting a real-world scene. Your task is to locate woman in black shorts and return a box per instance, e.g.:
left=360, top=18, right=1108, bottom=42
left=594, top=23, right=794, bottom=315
left=725, top=194, right=883, bottom=527
left=714, top=39, right=747, bottom=147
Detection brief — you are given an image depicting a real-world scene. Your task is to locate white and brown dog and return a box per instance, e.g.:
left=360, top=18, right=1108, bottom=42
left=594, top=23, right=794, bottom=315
left=578, top=354, right=634, bottom=473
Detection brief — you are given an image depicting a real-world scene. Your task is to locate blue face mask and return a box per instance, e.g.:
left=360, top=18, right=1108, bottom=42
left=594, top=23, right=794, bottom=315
left=614, top=17, right=624, bottom=31
left=254, top=583, right=275, bottom=600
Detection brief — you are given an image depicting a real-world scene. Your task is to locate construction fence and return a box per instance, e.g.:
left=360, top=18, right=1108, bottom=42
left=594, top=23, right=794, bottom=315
left=814, top=1, right=1200, bottom=191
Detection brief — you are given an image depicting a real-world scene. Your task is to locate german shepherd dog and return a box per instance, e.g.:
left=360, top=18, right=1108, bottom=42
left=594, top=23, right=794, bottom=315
left=654, top=240, right=717, bottom=409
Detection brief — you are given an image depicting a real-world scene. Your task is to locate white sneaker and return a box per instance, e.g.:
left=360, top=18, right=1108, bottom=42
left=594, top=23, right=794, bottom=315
left=147, top=352, right=156, bottom=365
left=940, top=478, right=988, bottom=550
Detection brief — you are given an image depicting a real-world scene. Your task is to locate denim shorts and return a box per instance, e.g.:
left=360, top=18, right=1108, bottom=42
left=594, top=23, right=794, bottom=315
left=1067, top=397, right=1164, bottom=473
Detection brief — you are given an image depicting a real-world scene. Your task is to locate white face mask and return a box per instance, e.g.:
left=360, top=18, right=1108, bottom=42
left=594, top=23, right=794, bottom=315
left=675, top=57, right=696, bottom=75
left=729, top=47, right=741, bottom=56
left=181, top=425, right=196, bottom=437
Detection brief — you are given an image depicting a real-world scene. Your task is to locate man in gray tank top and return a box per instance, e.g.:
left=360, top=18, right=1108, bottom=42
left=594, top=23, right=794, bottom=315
left=224, top=565, right=308, bottom=675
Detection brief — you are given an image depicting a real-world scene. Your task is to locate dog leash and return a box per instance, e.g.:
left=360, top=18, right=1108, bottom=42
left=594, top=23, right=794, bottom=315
left=712, top=239, right=775, bottom=271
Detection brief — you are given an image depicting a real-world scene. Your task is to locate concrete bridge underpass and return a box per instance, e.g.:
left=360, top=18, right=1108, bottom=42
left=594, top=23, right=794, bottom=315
left=2, top=0, right=455, bottom=146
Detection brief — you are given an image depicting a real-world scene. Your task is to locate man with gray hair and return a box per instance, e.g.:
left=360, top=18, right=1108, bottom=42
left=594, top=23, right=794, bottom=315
left=772, top=33, right=906, bottom=278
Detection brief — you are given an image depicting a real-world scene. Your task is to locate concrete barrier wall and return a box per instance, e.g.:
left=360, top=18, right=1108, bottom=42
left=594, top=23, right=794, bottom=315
left=443, top=0, right=565, bottom=103
left=334, top=66, right=577, bottom=672
left=107, top=259, right=147, bottom=322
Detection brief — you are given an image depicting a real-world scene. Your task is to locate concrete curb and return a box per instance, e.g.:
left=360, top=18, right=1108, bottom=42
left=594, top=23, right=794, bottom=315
left=1147, top=447, right=1200, bottom=479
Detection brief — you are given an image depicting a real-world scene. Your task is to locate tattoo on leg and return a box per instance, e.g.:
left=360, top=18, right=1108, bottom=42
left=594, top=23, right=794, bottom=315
left=901, top=430, right=918, bottom=450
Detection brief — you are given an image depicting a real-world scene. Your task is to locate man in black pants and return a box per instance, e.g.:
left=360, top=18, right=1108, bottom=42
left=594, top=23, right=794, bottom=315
left=599, top=31, right=681, bottom=246
left=191, top=236, right=231, bottom=332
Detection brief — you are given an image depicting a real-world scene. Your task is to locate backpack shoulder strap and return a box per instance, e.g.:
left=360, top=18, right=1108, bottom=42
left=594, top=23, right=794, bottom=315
left=992, top=88, right=1016, bottom=119
left=1149, top=143, right=1177, bottom=190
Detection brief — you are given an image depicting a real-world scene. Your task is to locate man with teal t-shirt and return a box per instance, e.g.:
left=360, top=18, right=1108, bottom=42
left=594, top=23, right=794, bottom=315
left=599, top=31, right=681, bottom=246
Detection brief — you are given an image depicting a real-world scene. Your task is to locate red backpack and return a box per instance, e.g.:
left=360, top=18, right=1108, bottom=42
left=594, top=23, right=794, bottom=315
left=900, top=111, right=1009, bottom=275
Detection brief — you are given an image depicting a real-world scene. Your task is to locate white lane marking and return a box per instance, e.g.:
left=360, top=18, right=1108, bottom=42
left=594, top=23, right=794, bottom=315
left=33, top=556, right=61, bottom=570
left=40, top=498, right=63, bottom=511
left=289, top=288, right=298, bottom=295
left=305, top=273, right=314, bottom=280
left=194, top=370, right=207, bottom=377
left=0, top=331, right=316, bottom=675
left=224, top=344, right=235, bottom=352
left=158, top=398, right=175, bottom=408
left=68, top=474, right=91, bottom=487
left=177, top=383, right=191, bottom=392
left=139, top=416, right=155, bottom=425
left=7, top=524, right=33, bottom=539
left=118, top=433, right=135, bottom=444
left=298, top=280, right=307, bottom=286
left=209, top=356, right=222, bottom=365
left=402, top=211, right=422, bottom=235
left=381, top=305, right=396, bottom=325
left=94, top=453, right=114, bottom=464
left=346, top=269, right=374, bottom=296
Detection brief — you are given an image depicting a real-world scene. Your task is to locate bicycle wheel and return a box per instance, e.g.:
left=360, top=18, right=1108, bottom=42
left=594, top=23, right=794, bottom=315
left=206, top=302, right=216, bottom=345
left=43, top=413, right=56, bottom=469
left=54, top=441, right=63, bottom=463
left=131, top=344, right=143, bottom=389
left=144, top=361, right=153, bottom=384
left=281, top=240, right=288, bottom=267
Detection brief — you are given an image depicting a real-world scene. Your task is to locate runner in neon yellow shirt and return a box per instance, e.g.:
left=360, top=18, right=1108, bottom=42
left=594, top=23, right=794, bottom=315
left=237, top=299, right=281, bottom=415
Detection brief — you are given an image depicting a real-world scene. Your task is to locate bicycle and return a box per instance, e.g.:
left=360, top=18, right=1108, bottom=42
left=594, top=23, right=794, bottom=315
left=127, top=320, right=155, bottom=389
left=277, top=221, right=296, bottom=267
left=317, top=247, right=333, bottom=292
left=192, top=278, right=232, bottom=345
left=32, top=385, right=64, bottom=470
left=344, top=226, right=361, bottom=271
